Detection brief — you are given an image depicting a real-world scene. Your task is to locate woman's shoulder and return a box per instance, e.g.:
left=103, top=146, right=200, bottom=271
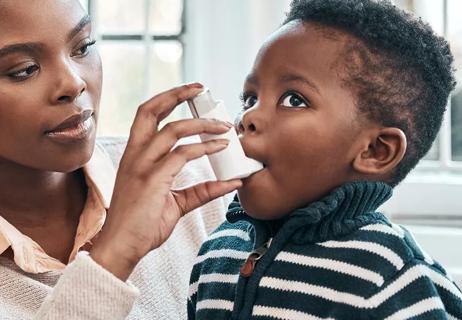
left=95, top=136, right=128, bottom=170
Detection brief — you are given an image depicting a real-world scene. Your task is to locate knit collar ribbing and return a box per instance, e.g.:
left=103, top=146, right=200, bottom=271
left=226, top=181, right=392, bottom=244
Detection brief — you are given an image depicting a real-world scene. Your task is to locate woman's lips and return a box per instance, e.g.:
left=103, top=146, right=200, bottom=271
left=45, top=111, right=94, bottom=142
left=46, top=110, right=93, bottom=133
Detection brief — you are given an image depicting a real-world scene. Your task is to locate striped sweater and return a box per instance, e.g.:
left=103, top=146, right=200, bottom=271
left=188, top=181, right=462, bottom=319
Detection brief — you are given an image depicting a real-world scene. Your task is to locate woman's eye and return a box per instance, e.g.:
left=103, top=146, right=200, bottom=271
left=281, top=93, right=309, bottom=108
left=7, top=64, right=40, bottom=81
left=241, top=94, right=258, bottom=109
left=73, top=39, right=96, bottom=57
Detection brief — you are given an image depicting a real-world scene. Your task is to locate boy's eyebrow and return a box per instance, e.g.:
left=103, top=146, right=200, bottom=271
left=67, top=14, right=92, bottom=41
left=245, top=74, right=259, bottom=86
left=0, top=43, right=44, bottom=59
left=279, top=74, right=320, bottom=94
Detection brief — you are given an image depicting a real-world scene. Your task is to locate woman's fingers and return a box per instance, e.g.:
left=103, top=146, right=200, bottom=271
left=144, top=118, right=232, bottom=162
left=128, top=83, right=204, bottom=148
left=154, top=139, right=230, bottom=178
left=172, top=179, right=243, bottom=216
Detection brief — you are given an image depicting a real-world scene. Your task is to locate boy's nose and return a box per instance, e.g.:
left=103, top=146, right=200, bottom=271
left=237, top=112, right=257, bottom=134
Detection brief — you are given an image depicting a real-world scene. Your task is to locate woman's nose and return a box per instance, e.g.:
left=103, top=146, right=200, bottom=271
left=51, top=60, right=86, bottom=104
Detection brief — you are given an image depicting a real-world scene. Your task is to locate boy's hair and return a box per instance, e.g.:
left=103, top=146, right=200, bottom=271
left=284, top=0, right=456, bottom=186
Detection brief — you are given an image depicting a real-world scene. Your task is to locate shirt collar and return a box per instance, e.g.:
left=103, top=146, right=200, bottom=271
left=227, top=181, right=393, bottom=244
left=0, top=142, right=116, bottom=273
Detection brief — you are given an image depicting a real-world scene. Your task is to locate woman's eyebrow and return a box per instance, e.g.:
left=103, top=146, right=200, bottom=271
left=67, top=14, right=91, bottom=41
left=0, top=43, right=44, bottom=59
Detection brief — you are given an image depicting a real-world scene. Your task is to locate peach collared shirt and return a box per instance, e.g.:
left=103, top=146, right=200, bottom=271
left=0, top=144, right=116, bottom=274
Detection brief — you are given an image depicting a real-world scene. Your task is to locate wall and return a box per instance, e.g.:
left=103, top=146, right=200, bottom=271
left=183, top=0, right=291, bottom=119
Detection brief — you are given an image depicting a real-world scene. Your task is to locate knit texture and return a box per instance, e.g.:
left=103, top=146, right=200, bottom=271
left=0, top=136, right=231, bottom=319
left=188, top=181, right=462, bottom=319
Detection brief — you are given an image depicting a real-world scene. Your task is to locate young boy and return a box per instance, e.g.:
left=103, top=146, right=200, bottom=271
left=188, top=0, right=462, bottom=319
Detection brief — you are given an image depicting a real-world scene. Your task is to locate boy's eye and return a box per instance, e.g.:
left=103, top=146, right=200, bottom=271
left=241, top=94, right=258, bottom=109
left=73, top=39, right=97, bottom=57
left=7, top=64, right=40, bottom=81
left=280, top=92, right=309, bottom=108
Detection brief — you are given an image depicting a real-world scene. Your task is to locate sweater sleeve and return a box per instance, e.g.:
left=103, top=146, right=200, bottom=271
left=34, top=252, right=139, bottom=320
left=365, top=261, right=462, bottom=319
left=187, top=298, right=196, bottom=320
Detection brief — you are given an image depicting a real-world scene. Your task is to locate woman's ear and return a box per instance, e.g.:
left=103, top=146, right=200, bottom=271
left=353, top=127, right=407, bottom=175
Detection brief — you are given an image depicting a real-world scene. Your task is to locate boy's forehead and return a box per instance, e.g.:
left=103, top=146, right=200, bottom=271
left=252, top=21, right=352, bottom=83
left=261, top=21, right=350, bottom=58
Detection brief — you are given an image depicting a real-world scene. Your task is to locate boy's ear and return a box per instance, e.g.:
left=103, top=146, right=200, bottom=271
left=352, top=127, right=407, bottom=176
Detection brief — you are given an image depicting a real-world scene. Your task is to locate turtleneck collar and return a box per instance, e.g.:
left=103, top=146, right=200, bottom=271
left=226, top=181, right=393, bottom=244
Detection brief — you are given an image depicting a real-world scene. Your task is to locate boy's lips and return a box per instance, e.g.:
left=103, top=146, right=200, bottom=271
left=247, top=155, right=267, bottom=169
left=239, top=137, right=267, bottom=167
left=241, top=163, right=267, bottom=185
left=245, top=153, right=267, bottom=169
left=244, top=157, right=268, bottom=181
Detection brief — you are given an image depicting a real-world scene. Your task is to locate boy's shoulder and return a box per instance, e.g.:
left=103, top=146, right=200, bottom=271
left=311, top=220, right=453, bottom=287
left=269, top=220, right=461, bottom=317
left=336, top=221, right=462, bottom=316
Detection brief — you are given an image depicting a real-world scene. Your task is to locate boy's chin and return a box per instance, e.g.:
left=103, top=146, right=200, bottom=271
left=237, top=192, right=288, bottom=221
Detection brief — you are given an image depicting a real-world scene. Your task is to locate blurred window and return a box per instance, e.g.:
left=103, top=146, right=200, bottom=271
left=79, top=0, right=184, bottom=136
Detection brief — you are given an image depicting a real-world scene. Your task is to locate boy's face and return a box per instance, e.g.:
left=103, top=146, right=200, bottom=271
left=237, top=21, right=369, bottom=220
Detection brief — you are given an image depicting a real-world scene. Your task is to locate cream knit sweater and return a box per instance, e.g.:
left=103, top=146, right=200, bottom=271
left=0, top=137, right=231, bottom=320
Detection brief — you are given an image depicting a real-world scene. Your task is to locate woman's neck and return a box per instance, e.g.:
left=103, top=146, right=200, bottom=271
left=0, top=160, right=85, bottom=219
left=0, top=159, right=87, bottom=263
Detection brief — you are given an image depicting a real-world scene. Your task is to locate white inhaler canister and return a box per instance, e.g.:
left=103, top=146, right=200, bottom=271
left=187, top=89, right=264, bottom=181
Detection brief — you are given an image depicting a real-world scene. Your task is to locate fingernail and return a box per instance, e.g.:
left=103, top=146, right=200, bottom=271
left=215, top=139, right=230, bottom=145
left=230, top=179, right=243, bottom=188
left=217, top=121, right=233, bottom=129
left=188, top=82, right=204, bottom=89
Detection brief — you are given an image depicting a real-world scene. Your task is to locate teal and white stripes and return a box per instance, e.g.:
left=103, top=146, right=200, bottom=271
left=188, top=182, right=462, bottom=320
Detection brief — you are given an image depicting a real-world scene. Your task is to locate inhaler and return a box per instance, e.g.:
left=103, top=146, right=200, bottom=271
left=187, top=89, right=264, bottom=181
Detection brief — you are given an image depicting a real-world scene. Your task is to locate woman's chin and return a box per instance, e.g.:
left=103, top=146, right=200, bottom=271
left=31, top=147, right=94, bottom=173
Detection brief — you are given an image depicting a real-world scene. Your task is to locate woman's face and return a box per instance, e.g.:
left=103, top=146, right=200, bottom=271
left=0, top=0, right=102, bottom=172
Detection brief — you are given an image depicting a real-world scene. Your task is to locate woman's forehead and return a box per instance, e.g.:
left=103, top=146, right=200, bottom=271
left=0, top=0, right=86, bottom=45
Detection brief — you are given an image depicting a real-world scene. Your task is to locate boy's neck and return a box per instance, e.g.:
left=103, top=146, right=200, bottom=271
left=228, top=181, right=393, bottom=243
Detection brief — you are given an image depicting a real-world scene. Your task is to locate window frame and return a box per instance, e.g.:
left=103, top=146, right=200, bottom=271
left=83, top=0, right=187, bottom=134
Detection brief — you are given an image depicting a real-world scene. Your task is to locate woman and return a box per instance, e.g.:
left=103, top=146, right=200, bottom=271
left=0, top=0, right=241, bottom=319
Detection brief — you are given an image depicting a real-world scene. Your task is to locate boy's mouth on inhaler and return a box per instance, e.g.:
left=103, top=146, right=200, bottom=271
left=187, top=88, right=264, bottom=181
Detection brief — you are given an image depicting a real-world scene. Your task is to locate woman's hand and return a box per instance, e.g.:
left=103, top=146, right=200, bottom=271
left=90, top=83, right=242, bottom=281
